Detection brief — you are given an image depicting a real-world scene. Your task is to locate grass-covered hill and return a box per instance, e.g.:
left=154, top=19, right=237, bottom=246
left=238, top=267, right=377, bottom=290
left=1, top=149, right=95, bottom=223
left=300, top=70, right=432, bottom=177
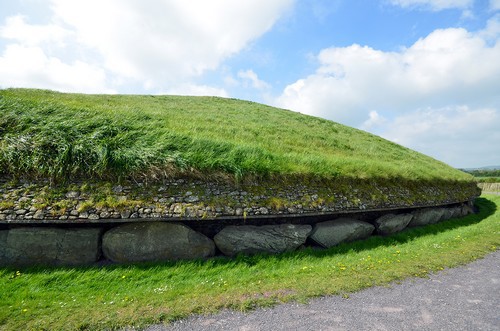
left=0, top=88, right=473, bottom=184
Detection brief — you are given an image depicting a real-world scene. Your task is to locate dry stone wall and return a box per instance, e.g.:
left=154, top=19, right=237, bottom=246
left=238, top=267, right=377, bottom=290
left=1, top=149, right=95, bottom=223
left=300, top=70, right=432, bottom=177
left=0, top=178, right=480, bottom=222
left=0, top=177, right=480, bottom=266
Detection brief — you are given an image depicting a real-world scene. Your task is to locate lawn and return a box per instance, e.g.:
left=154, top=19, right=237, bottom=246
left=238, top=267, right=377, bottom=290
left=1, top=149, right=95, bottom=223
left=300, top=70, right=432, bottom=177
left=1, top=194, right=498, bottom=331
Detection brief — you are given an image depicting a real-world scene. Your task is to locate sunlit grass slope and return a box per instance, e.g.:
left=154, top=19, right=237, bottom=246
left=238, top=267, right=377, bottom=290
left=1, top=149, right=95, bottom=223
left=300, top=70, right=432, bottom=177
left=0, top=88, right=472, bottom=182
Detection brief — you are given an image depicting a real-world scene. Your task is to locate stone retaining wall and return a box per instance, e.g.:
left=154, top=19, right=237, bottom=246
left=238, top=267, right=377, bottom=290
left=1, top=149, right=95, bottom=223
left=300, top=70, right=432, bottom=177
left=0, top=201, right=476, bottom=266
left=0, top=178, right=479, bottom=222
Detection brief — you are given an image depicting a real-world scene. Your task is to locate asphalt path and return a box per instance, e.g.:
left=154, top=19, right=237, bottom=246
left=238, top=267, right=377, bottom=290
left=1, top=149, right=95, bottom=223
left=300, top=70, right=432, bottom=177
left=143, top=250, right=500, bottom=331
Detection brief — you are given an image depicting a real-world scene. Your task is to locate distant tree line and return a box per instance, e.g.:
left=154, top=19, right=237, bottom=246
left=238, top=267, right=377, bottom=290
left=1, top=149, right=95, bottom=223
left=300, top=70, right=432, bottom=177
left=460, top=169, right=500, bottom=182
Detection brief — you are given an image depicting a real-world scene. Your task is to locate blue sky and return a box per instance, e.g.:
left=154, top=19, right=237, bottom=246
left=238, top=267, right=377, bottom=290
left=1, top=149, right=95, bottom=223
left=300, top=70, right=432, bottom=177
left=1, top=0, right=499, bottom=168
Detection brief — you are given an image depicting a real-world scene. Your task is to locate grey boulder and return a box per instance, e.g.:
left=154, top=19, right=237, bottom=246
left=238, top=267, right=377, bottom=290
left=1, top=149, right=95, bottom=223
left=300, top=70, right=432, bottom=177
left=309, top=218, right=375, bottom=248
left=214, top=224, right=312, bottom=257
left=408, top=208, right=445, bottom=227
left=102, top=222, right=215, bottom=263
left=374, top=213, right=413, bottom=235
left=0, top=227, right=102, bottom=266
left=461, top=204, right=474, bottom=217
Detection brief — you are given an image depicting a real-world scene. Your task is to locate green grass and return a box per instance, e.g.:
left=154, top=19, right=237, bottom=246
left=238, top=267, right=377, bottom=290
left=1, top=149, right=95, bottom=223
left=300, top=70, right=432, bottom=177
left=0, top=88, right=473, bottom=183
left=1, top=194, right=498, bottom=331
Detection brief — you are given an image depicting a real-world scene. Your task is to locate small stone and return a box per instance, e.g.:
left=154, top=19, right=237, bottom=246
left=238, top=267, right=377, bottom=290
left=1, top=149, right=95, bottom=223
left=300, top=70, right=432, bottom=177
left=130, top=212, right=139, bottom=218
left=65, top=191, right=80, bottom=199
left=235, top=208, right=243, bottom=216
left=100, top=211, right=111, bottom=218
left=33, top=210, right=45, bottom=220
left=112, top=185, right=123, bottom=193
left=0, top=214, right=6, bottom=220
left=88, top=213, right=99, bottom=220
left=111, top=212, right=121, bottom=219
left=120, top=211, right=131, bottom=219
left=143, top=208, right=152, bottom=214
left=258, top=207, right=269, bottom=215
left=70, top=210, right=79, bottom=216
left=68, top=216, right=77, bottom=220
left=79, top=212, right=89, bottom=219
left=185, top=195, right=199, bottom=203
left=29, top=206, right=38, bottom=212
left=59, top=215, right=68, bottom=220
left=15, top=209, right=27, bottom=215
left=173, top=204, right=183, bottom=214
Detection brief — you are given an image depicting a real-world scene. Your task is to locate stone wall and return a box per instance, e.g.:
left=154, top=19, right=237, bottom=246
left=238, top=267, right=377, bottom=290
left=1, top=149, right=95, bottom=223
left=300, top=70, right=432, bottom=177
left=0, top=178, right=480, bottom=222
left=0, top=201, right=476, bottom=266
left=478, top=182, right=500, bottom=193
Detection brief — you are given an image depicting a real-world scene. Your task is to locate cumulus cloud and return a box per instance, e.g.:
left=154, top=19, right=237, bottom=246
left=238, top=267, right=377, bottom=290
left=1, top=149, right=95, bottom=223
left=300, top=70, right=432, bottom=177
left=0, top=0, right=294, bottom=92
left=49, top=0, right=293, bottom=88
left=491, top=0, right=500, bottom=11
left=276, top=17, right=500, bottom=127
left=0, top=15, right=71, bottom=46
left=382, top=106, right=500, bottom=167
left=164, top=84, right=229, bottom=98
left=388, top=0, right=473, bottom=11
left=237, top=69, right=270, bottom=90
left=0, top=44, right=111, bottom=93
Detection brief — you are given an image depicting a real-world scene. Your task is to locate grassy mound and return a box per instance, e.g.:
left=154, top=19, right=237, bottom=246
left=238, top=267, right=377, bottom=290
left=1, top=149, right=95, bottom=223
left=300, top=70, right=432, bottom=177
left=0, top=88, right=473, bottom=183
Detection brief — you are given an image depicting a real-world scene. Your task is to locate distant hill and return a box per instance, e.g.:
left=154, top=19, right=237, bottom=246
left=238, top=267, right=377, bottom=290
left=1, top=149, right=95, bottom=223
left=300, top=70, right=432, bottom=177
left=461, top=165, right=500, bottom=171
left=0, top=88, right=473, bottom=183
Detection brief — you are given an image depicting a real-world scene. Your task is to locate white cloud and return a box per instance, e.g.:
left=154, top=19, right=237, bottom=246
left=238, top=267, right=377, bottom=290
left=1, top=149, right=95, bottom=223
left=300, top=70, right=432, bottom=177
left=382, top=106, right=500, bottom=168
left=237, top=69, right=270, bottom=90
left=360, top=111, right=387, bottom=131
left=48, top=0, right=294, bottom=88
left=491, top=0, right=500, bottom=11
left=276, top=17, right=500, bottom=127
left=0, top=15, right=71, bottom=46
left=388, top=0, right=473, bottom=11
left=164, top=84, right=229, bottom=98
left=0, top=44, right=111, bottom=93
left=0, top=0, right=294, bottom=93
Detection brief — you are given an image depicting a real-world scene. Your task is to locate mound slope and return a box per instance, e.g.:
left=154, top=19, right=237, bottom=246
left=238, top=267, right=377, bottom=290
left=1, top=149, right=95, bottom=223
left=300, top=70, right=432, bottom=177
left=0, top=88, right=479, bottom=222
left=0, top=88, right=474, bottom=182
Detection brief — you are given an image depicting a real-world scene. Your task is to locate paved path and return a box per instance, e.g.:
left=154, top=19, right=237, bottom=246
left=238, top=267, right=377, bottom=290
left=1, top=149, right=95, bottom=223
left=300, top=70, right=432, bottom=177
left=145, top=250, right=500, bottom=331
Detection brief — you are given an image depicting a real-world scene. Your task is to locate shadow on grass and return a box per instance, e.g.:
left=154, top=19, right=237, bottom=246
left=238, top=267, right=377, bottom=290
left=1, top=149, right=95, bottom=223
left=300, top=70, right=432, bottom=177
left=7, top=197, right=497, bottom=273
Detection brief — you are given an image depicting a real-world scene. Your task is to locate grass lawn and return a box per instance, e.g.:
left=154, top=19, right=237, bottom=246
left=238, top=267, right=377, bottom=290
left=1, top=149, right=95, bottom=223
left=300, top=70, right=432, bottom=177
left=0, top=88, right=472, bottom=183
left=1, top=194, right=498, bottom=331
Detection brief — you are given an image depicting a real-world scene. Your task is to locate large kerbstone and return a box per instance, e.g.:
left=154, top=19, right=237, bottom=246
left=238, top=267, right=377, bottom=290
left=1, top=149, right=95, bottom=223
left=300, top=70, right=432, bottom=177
left=214, top=224, right=312, bottom=257
left=102, top=222, right=215, bottom=263
left=461, top=204, right=474, bottom=217
left=408, top=208, right=446, bottom=227
left=440, top=208, right=452, bottom=221
left=374, top=213, right=413, bottom=235
left=309, top=218, right=375, bottom=248
left=0, top=227, right=102, bottom=266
